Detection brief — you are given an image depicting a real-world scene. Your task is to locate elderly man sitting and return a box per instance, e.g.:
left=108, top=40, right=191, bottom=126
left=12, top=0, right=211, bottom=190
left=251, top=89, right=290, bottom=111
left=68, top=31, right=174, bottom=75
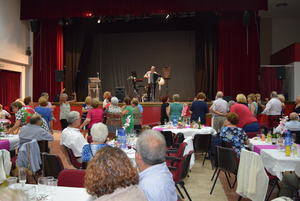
left=19, top=114, right=53, bottom=148
left=82, top=122, right=108, bottom=162
left=135, top=130, right=177, bottom=201
left=60, top=111, right=88, bottom=161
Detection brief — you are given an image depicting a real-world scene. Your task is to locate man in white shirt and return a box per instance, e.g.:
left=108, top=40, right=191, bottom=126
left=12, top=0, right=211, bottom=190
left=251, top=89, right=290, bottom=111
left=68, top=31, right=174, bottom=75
left=135, top=130, right=177, bottom=201
left=262, top=91, right=282, bottom=129
left=210, top=91, right=228, bottom=133
left=144, top=66, right=159, bottom=101
left=60, top=111, right=87, bottom=160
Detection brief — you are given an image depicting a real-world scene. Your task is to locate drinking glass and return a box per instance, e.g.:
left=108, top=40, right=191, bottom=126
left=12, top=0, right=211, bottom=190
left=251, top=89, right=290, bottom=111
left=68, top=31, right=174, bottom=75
left=38, top=177, right=49, bottom=196
left=7, top=177, right=18, bottom=187
left=18, top=167, right=27, bottom=188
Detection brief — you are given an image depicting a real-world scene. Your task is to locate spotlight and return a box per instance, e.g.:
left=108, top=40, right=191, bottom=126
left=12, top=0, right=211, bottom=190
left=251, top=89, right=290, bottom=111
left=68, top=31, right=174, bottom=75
left=165, top=14, right=170, bottom=19
left=97, top=18, right=101, bottom=24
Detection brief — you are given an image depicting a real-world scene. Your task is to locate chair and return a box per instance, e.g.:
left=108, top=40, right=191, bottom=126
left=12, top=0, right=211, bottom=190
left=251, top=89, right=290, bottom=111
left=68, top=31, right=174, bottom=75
left=161, top=131, right=174, bottom=147
left=63, top=146, right=82, bottom=169
left=57, top=169, right=86, bottom=188
left=41, top=153, right=64, bottom=178
left=166, top=142, right=187, bottom=167
left=210, top=146, right=239, bottom=195
left=38, top=140, right=50, bottom=153
left=193, top=134, right=211, bottom=166
left=168, top=151, right=194, bottom=201
left=291, top=131, right=300, bottom=144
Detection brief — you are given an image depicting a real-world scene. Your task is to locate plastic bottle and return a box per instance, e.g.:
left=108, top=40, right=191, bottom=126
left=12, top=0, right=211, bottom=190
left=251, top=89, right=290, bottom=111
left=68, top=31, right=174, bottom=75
left=284, top=130, right=292, bottom=157
left=117, top=128, right=127, bottom=149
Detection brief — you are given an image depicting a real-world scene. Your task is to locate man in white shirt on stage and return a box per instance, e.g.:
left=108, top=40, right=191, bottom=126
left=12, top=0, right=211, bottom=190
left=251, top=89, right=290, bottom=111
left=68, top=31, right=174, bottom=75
left=262, top=91, right=283, bottom=129
left=144, top=66, right=159, bottom=101
left=60, top=111, right=88, bottom=161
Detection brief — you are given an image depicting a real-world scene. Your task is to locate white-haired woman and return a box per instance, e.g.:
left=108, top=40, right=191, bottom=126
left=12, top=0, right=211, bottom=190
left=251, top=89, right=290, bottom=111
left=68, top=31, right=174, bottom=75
left=106, top=97, right=122, bottom=135
left=82, top=123, right=109, bottom=162
left=59, top=88, right=76, bottom=130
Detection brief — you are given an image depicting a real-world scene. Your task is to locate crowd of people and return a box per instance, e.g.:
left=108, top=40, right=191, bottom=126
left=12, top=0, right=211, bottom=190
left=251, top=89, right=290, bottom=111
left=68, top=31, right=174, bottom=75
left=1, top=89, right=300, bottom=201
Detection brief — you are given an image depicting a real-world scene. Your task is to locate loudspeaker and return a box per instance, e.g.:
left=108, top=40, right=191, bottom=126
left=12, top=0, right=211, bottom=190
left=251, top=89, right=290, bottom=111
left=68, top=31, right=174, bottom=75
left=30, top=20, right=40, bottom=33
left=115, top=87, right=125, bottom=102
left=277, top=67, right=286, bottom=80
left=55, top=70, right=64, bottom=82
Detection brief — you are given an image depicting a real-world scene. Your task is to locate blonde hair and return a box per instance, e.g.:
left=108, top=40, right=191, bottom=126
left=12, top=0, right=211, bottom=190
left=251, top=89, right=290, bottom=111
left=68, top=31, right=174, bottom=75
left=131, top=98, right=139, bottom=106
left=173, top=94, right=180, bottom=102
left=85, top=96, right=92, bottom=104
left=278, top=94, right=285, bottom=103
left=236, top=94, right=247, bottom=103
left=103, top=91, right=111, bottom=99
left=247, top=94, right=256, bottom=102
left=38, top=96, right=48, bottom=106
left=91, top=98, right=100, bottom=108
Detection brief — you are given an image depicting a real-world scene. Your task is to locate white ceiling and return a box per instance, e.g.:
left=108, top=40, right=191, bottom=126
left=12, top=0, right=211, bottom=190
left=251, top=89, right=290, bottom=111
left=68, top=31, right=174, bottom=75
left=260, top=0, right=300, bottom=18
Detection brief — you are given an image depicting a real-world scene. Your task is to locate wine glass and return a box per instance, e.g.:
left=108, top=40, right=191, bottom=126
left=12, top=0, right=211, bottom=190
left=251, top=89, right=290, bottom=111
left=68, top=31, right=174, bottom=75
left=18, top=167, right=27, bottom=189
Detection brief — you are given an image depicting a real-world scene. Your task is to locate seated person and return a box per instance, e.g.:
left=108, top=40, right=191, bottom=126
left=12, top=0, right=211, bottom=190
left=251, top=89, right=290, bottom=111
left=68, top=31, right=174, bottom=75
left=285, top=112, right=300, bottom=131
left=279, top=167, right=300, bottom=199
left=82, top=123, right=108, bottom=162
left=60, top=111, right=88, bottom=160
left=220, top=112, right=248, bottom=156
left=19, top=114, right=53, bottom=147
left=0, top=104, right=11, bottom=119
left=135, top=130, right=177, bottom=201
left=85, top=146, right=147, bottom=201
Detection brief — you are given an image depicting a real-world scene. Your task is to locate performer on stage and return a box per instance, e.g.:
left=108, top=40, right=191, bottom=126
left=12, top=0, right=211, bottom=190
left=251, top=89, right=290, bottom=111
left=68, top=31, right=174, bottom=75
left=144, top=66, right=160, bottom=101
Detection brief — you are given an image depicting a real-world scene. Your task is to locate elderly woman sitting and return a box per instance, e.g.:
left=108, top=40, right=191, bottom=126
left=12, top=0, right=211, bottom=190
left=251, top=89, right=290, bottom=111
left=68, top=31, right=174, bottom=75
left=106, top=97, right=122, bottom=135
left=82, top=123, right=109, bottom=162
left=84, top=146, right=147, bottom=201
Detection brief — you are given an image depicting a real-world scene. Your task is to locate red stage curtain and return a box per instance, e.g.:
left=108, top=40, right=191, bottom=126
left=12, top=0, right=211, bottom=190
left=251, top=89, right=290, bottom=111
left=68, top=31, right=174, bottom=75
left=259, top=67, right=283, bottom=99
left=217, top=12, right=260, bottom=97
left=33, top=20, right=63, bottom=101
left=0, top=70, right=21, bottom=107
left=20, top=0, right=267, bottom=20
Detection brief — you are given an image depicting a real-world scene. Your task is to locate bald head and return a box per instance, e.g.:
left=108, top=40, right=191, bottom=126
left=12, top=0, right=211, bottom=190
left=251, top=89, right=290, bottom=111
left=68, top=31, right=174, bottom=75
left=136, top=130, right=166, bottom=165
left=290, top=112, right=299, bottom=121
left=216, top=91, right=224, bottom=99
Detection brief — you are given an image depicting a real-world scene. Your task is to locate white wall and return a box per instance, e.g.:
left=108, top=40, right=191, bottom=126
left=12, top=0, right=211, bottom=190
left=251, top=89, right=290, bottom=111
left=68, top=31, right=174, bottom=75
left=0, top=0, right=32, bottom=98
left=271, top=17, right=300, bottom=54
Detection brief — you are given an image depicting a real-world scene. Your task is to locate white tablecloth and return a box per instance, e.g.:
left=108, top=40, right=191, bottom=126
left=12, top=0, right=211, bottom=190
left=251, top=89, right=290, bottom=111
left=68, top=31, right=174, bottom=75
left=261, top=149, right=300, bottom=180
left=248, top=138, right=272, bottom=150
left=0, top=135, right=20, bottom=151
left=153, top=126, right=217, bottom=138
left=183, top=136, right=195, bottom=169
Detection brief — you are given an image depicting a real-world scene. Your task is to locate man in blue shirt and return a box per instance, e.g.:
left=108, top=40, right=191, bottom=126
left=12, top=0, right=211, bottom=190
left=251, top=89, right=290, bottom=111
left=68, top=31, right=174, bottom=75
left=135, top=130, right=177, bottom=201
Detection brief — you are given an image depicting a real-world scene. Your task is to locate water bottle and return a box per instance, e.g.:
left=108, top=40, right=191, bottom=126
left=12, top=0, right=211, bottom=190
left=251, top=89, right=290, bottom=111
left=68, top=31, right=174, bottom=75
left=284, top=130, right=292, bottom=157
left=117, top=128, right=127, bottom=149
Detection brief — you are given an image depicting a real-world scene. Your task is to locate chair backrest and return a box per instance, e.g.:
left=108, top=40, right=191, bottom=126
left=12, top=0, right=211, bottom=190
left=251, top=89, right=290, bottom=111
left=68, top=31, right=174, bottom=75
left=38, top=141, right=50, bottom=153
left=41, top=153, right=64, bottom=178
left=193, top=134, right=211, bottom=153
left=63, top=146, right=82, bottom=169
left=161, top=131, right=174, bottom=147
left=176, top=142, right=187, bottom=158
left=57, top=169, right=86, bottom=188
left=217, top=146, right=238, bottom=175
left=290, top=130, right=300, bottom=144
left=170, top=150, right=193, bottom=183
left=174, top=133, right=185, bottom=144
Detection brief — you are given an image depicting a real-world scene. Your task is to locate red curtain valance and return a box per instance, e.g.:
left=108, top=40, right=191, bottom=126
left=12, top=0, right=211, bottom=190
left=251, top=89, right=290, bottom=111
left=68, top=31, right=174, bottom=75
left=21, top=0, right=267, bottom=20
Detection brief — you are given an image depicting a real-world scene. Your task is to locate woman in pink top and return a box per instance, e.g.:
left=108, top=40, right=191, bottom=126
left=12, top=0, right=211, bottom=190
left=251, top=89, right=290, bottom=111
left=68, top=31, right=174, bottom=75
left=80, top=99, right=103, bottom=131
left=230, top=94, right=259, bottom=133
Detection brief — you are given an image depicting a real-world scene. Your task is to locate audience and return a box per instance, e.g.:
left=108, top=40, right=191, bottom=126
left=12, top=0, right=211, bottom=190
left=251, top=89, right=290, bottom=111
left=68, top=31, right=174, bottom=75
left=106, top=97, right=122, bottom=135
left=262, top=91, right=282, bottom=129
left=80, top=98, right=103, bottom=132
left=167, top=94, right=183, bottom=123
left=122, top=97, right=134, bottom=134
left=19, top=114, right=53, bottom=147
left=60, top=111, right=87, bottom=160
left=23, top=96, right=33, bottom=108
left=59, top=90, right=77, bottom=130
left=41, top=92, right=53, bottom=109
left=210, top=91, right=228, bottom=133
left=85, top=146, right=147, bottom=201
left=35, top=97, right=53, bottom=130
left=131, top=98, right=142, bottom=133
left=247, top=93, right=258, bottom=116
left=160, top=96, right=169, bottom=125
left=0, top=104, right=10, bottom=119
left=283, top=112, right=300, bottom=132
left=255, top=93, right=265, bottom=114
left=135, top=130, right=177, bottom=201
left=231, top=94, right=260, bottom=133
left=82, top=123, right=109, bottom=162
left=220, top=112, right=248, bottom=156
left=278, top=94, right=286, bottom=115
left=295, top=96, right=300, bottom=114
left=190, top=92, right=209, bottom=124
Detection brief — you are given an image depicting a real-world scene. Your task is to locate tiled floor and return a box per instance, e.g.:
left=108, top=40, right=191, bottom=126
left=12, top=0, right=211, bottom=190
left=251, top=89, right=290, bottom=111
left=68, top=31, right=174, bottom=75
left=49, top=131, right=228, bottom=200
